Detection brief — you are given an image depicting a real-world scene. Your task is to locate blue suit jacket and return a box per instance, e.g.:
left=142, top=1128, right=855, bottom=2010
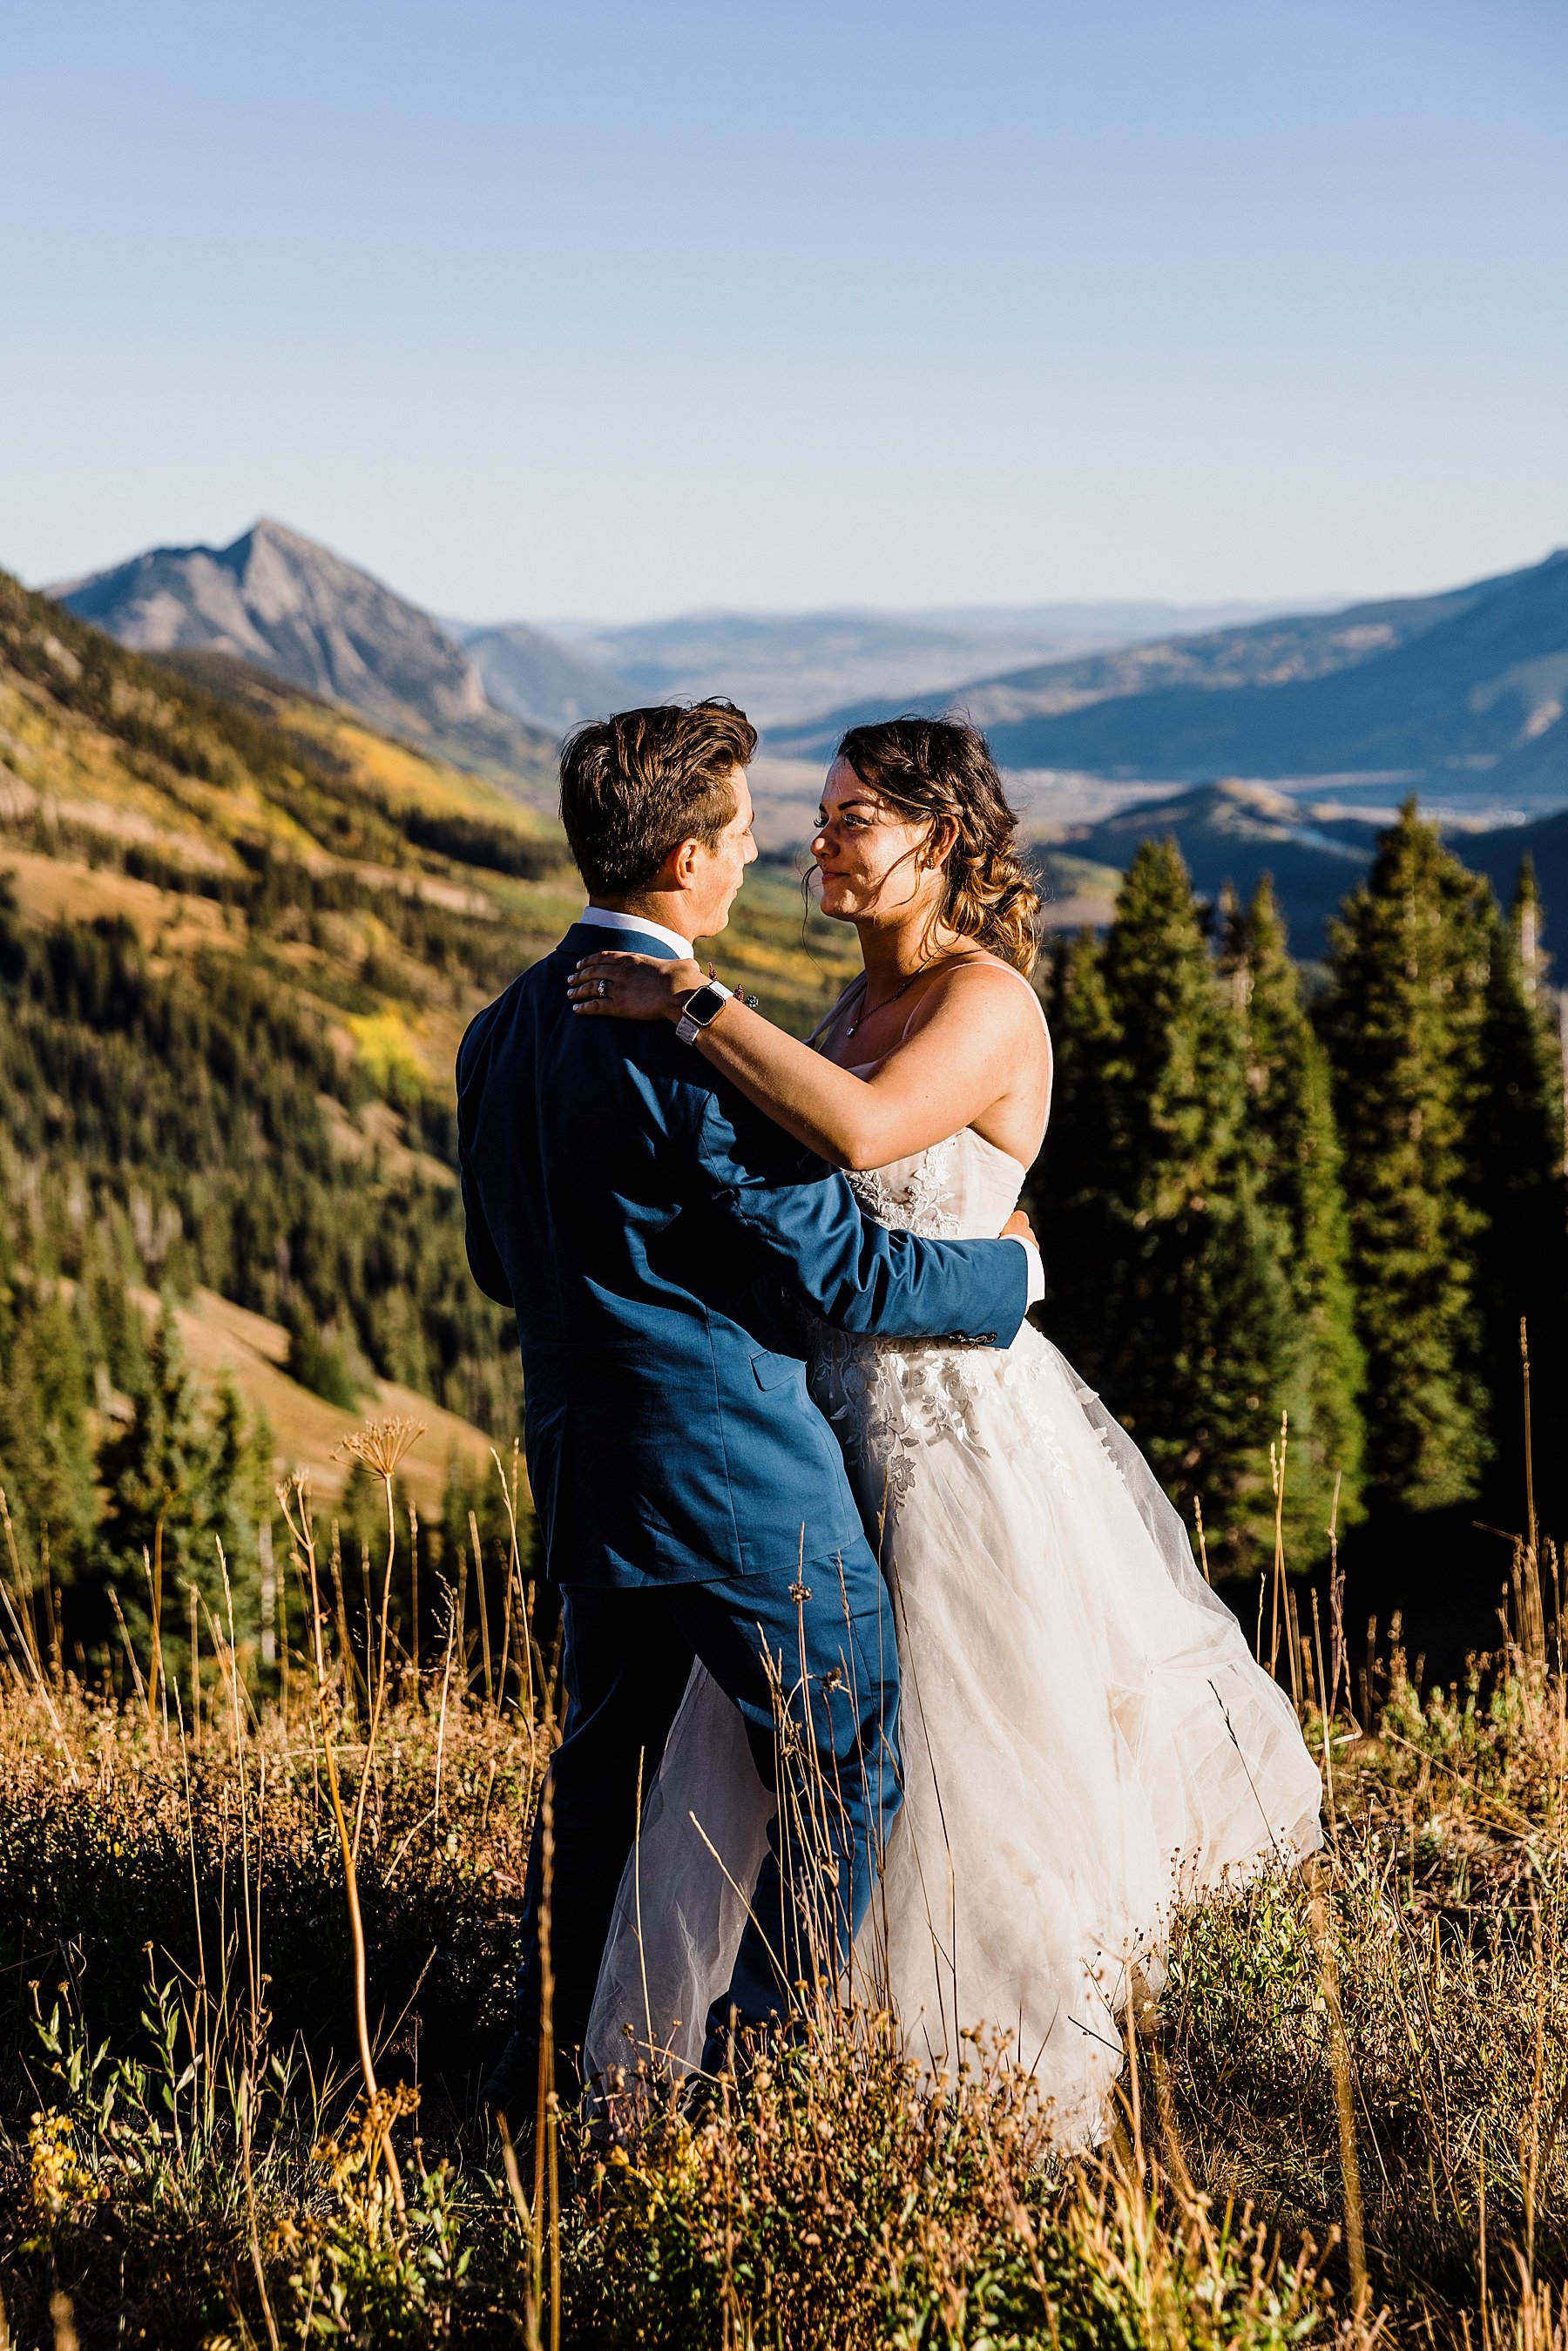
left=456, top=922, right=1029, bottom=1588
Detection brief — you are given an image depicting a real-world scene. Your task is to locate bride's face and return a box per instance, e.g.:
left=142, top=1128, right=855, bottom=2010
left=810, top=759, right=945, bottom=926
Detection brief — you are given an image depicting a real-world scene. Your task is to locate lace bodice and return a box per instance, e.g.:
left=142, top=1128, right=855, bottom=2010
left=806, top=969, right=1045, bottom=1483
left=810, top=1127, right=1035, bottom=1508
left=844, top=1126, right=1028, bottom=1242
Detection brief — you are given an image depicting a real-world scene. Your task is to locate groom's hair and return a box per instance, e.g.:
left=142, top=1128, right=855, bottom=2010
left=559, top=700, right=758, bottom=894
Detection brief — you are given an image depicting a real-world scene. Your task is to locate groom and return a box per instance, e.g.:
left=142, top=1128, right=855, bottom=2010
left=457, top=699, right=1039, bottom=2116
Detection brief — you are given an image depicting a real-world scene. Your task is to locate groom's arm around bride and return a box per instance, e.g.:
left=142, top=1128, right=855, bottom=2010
left=457, top=699, right=1036, bottom=2117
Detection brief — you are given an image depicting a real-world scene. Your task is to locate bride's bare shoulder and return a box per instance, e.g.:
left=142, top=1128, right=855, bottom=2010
left=915, top=955, right=1049, bottom=1044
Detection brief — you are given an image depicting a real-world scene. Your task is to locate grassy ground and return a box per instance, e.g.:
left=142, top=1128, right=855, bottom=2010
left=2, top=1449, right=1567, bottom=2347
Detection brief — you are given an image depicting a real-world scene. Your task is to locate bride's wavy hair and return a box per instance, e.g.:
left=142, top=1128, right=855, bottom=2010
left=835, top=716, right=1042, bottom=974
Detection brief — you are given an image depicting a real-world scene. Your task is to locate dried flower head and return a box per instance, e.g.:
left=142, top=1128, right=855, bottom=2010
left=335, top=1416, right=426, bottom=1482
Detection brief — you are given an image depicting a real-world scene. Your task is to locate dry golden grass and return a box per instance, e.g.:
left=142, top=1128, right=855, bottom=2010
left=2, top=1447, right=1567, bottom=2347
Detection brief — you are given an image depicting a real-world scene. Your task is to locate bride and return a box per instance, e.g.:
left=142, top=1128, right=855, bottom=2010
left=565, top=715, right=1321, bottom=2145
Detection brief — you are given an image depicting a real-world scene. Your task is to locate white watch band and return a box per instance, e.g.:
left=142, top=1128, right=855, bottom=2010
left=675, top=979, right=733, bottom=1045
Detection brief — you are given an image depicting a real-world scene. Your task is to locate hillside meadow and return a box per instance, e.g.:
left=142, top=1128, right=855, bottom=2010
left=1, top=1429, right=1566, bottom=2348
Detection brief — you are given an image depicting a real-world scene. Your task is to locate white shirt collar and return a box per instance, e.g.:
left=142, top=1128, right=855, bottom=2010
left=578, top=904, right=693, bottom=958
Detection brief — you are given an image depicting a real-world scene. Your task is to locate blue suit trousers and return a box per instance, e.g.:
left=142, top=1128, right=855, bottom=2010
left=516, top=1534, right=902, bottom=2087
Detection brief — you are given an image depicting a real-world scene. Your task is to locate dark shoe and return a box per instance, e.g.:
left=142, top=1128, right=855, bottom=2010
left=675, top=2066, right=725, bottom=2131
left=700, top=2004, right=808, bottom=2094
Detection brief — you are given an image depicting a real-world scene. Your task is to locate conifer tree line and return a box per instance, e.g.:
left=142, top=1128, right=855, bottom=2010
left=1034, top=801, right=1568, bottom=1570
left=0, top=886, right=525, bottom=1669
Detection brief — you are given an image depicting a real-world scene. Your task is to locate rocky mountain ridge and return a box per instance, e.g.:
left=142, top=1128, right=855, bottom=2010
left=55, top=519, right=562, bottom=800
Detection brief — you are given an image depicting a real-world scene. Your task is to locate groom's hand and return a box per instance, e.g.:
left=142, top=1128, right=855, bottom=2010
left=1002, top=1207, right=1037, bottom=1248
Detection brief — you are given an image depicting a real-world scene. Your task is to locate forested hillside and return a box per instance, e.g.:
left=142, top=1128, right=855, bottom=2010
left=0, top=571, right=857, bottom=1654
left=1034, top=808, right=1568, bottom=1588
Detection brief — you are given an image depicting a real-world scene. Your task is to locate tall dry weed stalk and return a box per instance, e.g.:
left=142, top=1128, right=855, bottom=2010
left=9, top=1382, right=1568, bottom=2347
left=277, top=1463, right=406, bottom=2213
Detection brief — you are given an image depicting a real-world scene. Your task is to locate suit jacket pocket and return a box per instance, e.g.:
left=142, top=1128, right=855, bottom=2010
left=751, top=1348, right=804, bottom=1392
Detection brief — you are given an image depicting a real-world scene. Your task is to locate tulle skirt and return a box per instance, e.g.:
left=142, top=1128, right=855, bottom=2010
left=585, top=1321, right=1322, bottom=2145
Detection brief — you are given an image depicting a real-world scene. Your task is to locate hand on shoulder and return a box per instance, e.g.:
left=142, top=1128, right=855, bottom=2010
left=567, top=951, right=706, bottom=1022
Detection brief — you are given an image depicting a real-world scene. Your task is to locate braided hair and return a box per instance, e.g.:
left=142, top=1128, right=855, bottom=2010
left=835, top=716, right=1042, bottom=974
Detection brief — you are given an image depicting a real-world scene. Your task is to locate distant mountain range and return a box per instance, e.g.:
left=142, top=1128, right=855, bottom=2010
left=772, top=552, right=1568, bottom=817
left=457, top=619, right=634, bottom=732
left=557, top=602, right=1290, bottom=728
left=54, top=524, right=1307, bottom=787
left=19, top=516, right=1568, bottom=966
left=51, top=527, right=1568, bottom=861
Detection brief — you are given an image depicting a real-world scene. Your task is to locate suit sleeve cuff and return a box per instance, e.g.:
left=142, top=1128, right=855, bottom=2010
left=1008, top=1233, right=1044, bottom=1307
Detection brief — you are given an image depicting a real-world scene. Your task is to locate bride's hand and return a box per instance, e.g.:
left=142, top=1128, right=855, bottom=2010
left=568, top=950, right=706, bottom=1022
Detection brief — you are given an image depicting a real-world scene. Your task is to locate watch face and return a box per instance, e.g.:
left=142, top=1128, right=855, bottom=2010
left=687, top=983, right=727, bottom=1025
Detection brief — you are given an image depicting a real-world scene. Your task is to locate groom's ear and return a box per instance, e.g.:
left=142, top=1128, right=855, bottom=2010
left=664, top=836, right=706, bottom=889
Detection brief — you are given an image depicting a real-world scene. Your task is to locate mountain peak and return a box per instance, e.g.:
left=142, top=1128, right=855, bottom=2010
left=54, top=518, right=632, bottom=747
left=57, top=518, right=490, bottom=730
left=240, top=514, right=327, bottom=559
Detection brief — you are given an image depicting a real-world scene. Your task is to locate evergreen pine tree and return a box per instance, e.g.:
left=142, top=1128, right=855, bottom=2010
left=1094, top=841, right=1298, bottom=1563
left=1221, top=876, right=1366, bottom=1555
left=1466, top=858, right=1568, bottom=1523
left=1035, top=928, right=1119, bottom=1375
left=206, top=1378, right=277, bottom=1649
left=78, top=1211, right=150, bottom=1401
left=0, top=1255, right=97, bottom=1588
left=1321, top=799, right=1494, bottom=1512
left=96, top=1306, right=234, bottom=1647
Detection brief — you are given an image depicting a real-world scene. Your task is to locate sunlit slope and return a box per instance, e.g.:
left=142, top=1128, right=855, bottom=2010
left=0, top=571, right=859, bottom=1082
left=0, top=569, right=858, bottom=1494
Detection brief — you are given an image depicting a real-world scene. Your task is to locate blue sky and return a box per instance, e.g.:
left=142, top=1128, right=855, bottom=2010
left=3, top=0, right=1565, bottom=619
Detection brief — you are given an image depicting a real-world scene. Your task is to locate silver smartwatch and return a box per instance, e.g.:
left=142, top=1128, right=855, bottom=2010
left=675, top=978, right=733, bottom=1045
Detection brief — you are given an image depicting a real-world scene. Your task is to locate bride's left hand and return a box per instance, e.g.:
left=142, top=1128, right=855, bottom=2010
left=568, top=950, right=706, bottom=1022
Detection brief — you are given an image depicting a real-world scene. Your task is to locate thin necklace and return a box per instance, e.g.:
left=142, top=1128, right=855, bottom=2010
left=840, top=948, right=994, bottom=1039
left=842, top=964, right=929, bottom=1038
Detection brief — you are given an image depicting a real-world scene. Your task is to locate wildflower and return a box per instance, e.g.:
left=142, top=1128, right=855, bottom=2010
left=28, top=2108, right=104, bottom=2226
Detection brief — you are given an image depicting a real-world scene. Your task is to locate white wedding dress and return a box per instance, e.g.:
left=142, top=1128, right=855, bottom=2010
left=585, top=990, right=1323, bottom=2145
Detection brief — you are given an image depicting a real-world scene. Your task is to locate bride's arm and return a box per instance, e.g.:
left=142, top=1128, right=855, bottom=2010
left=567, top=950, right=1045, bottom=1170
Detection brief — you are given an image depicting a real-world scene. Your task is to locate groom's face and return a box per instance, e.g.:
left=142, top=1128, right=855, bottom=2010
left=682, top=767, right=758, bottom=938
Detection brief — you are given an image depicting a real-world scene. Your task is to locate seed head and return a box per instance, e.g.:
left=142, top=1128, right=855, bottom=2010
left=335, top=1416, right=425, bottom=1481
